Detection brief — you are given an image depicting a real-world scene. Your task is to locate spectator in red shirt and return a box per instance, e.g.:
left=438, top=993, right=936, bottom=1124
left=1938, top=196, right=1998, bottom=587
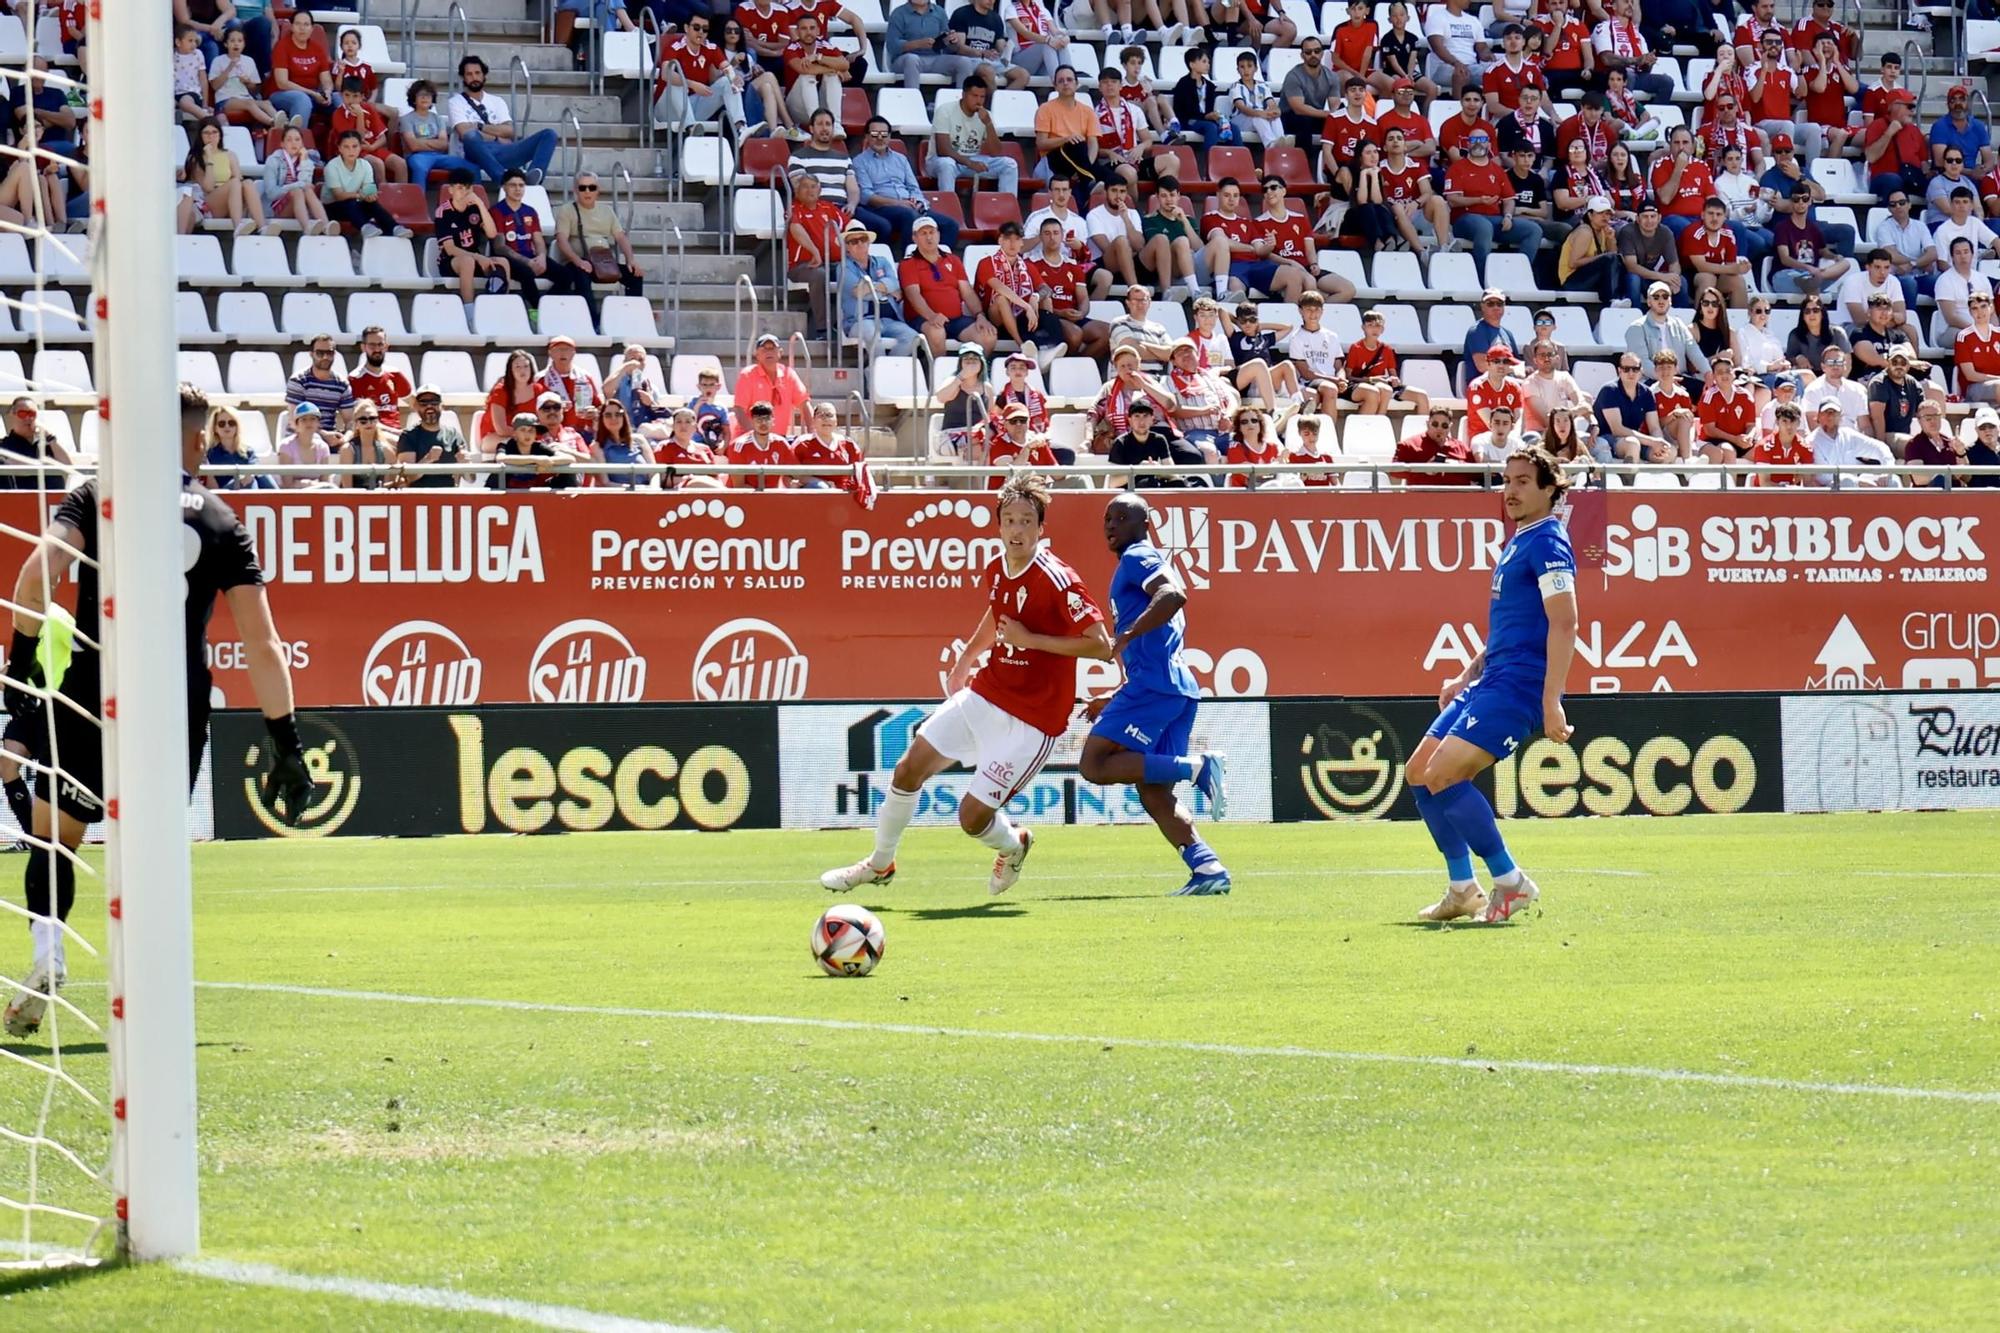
left=656, top=408, right=728, bottom=490
left=1862, top=89, right=1926, bottom=204
left=726, top=401, right=796, bottom=490
left=1649, top=127, right=1714, bottom=237
left=1437, top=88, right=1496, bottom=163
left=1482, top=25, right=1545, bottom=115
left=1444, top=129, right=1543, bottom=285
left=331, top=78, right=409, bottom=182
left=1535, top=0, right=1594, bottom=104
left=1748, top=399, right=1811, bottom=484
left=1803, top=33, right=1859, bottom=160
left=988, top=402, right=1061, bottom=484
left=734, top=333, right=813, bottom=435
left=267, top=9, right=334, bottom=130
left=1394, top=407, right=1478, bottom=485
left=1696, top=350, right=1759, bottom=463
left=786, top=171, right=847, bottom=339
left=793, top=401, right=869, bottom=493
left=1027, top=218, right=1108, bottom=358
left=348, top=326, right=412, bottom=429
left=1285, top=411, right=1340, bottom=486
left=897, top=215, right=998, bottom=357
left=1342, top=308, right=1429, bottom=416
left=1224, top=407, right=1280, bottom=488
left=1680, top=197, right=1751, bottom=308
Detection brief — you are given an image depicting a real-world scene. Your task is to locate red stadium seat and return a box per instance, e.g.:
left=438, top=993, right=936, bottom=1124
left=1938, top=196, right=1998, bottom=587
left=924, top=191, right=966, bottom=228
left=378, top=183, right=435, bottom=233
left=1205, top=145, right=1256, bottom=188
left=1027, top=191, right=1050, bottom=213
left=970, top=190, right=1024, bottom=232
left=264, top=124, right=318, bottom=158
left=739, top=137, right=792, bottom=186
left=1158, top=145, right=1203, bottom=189
left=839, top=86, right=872, bottom=138
left=1263, top=145, right=1315, bottom=192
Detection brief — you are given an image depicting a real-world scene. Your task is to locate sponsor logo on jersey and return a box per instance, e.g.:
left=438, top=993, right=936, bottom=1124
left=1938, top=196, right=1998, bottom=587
left=691, top=617, right=809, bottom=701
left=360, top=620, right=483, bottom=706
left=528, top=619, right=648, bottom=704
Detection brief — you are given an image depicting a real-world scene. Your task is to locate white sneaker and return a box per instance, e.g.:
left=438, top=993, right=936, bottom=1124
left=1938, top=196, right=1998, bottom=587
left=360, top=223, right=382, bottom=239
left=820, top=858, right=895, bottom=892
left=988, top=827, right=1033, bottom=896
left=4, top=959, right=64, bottom=1039
left=1482, top=872, right=1539, bottom=923
left=392, top=225, right=414, bottom=239
left=1119, top=24, right=1138, bottom=42
left=1162, top=22, right=1183, bottom=43
left=1417, top=881, right=1487, bottom=923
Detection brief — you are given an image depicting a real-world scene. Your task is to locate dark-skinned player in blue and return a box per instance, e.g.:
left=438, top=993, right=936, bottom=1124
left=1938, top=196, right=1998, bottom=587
left=1078, top=494, right=1230, bottom=897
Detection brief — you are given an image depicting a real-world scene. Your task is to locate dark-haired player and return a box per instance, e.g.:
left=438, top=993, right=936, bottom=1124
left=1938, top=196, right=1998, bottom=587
left=1405, top=447, right=1578, bottom=924
left=1079, top=494, right=1229, bottom=896
left=3, top=385, right=316, bottom=1036
left=822, top=474, right=1111, bottom=897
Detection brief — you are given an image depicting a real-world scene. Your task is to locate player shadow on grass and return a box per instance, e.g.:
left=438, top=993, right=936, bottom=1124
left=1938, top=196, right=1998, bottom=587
left=1391, top=920, right=1526, bottom=931
left=868, top=903, right=1028, bottom=921
left=0, top=1261, right=119, bottom=1299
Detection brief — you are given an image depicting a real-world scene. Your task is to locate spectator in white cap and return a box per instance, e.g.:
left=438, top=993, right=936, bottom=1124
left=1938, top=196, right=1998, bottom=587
left=1559, top=197, right=1623, bottom=303
left=1626, top=280, right=1708, bottom=382
left=1807, top=399, right=1901, bottom=487
left=995, top=351, right=1050, bottom=434
left=1967, top=408, right=2000, bottom=486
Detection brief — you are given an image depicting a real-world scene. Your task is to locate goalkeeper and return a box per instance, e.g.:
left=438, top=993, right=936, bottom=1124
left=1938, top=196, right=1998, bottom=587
left=1, top=601, right=73, bottom=840
left=3, top=385, right=317, bottom=1038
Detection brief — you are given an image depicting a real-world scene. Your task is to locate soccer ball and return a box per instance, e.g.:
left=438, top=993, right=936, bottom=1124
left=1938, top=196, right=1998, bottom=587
left=812, top=904, right=885, bottom=977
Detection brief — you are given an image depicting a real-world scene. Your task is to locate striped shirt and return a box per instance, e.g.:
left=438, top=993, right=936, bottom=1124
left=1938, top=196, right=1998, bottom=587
left=790, top=143, right=855, bottom=208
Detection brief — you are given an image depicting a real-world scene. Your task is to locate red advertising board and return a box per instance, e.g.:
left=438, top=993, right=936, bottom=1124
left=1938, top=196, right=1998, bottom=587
left=3, top=489, right=1992, bottom=706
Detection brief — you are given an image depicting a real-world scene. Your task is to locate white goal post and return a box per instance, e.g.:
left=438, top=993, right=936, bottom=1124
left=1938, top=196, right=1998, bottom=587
left=95, top=1, right=200, bottom=1261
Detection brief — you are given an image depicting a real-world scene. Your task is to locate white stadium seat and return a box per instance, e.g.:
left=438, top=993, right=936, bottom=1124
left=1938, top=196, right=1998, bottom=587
left=1424, top=251, right=1480, bottom=298
left=418, top=351, right=481, bottom=397
left=295, top=235, right=361, bottom=285
left=176, top=292, right=217, bottom=342
left=175, top=235, right=229, bottom=285
left=33, top=350, right=92, bottom=395
left=231, top=235, right=296, bottom=284
left=228, top=351, right=288, bottom=397
left=215, top=292, right=277, bottom=339
left=1370, top=251, right=1426, bottom=296
left=668, top=354, right=724, bottom=399
left=411, top=294, right=472, bottom=339
left=538, top=296, right=600, bottom=345
left=599, top=296, right=661, bottom=343
left=336, top=24, right=407, bottom=75
left=178, top=350, right=225, bottom=395
left=472, top=294, right=534, bottom=339
left=344, top=292, right=408, bottom=338
left=280, top=292, right=341, bottom=338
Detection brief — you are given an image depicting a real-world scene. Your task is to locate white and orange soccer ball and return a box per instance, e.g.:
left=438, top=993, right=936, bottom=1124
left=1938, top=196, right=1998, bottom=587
left=811, top=904, right=885, bottom=977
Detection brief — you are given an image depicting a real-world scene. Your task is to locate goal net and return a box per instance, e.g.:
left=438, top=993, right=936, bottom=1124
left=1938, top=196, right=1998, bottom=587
left=0, top=2, right=195, bottom=1266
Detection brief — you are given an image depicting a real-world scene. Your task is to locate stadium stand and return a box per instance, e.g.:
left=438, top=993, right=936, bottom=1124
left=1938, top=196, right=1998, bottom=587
left=2, top=0, right=1995, bottom=488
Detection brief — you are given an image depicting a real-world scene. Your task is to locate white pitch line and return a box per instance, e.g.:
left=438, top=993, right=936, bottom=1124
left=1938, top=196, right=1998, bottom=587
left=174, top=1257, right=721, bottom=1333
left=197, top=981, right=2000, bottom=1107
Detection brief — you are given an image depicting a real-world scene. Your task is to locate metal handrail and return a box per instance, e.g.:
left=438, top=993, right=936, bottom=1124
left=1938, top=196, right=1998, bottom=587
left=635, top=6, right=662, bottom=160
left=559, top=106, right=586, bottom=202
left=610, top=161, right=636, bottom=235
left=444, top=3, right=469, bottom=89
left=764, top=162, right=795, bottom=279
left=786, top=330, right=814, bottom=395
left=587, top=4, right=605, bottom=99
left=669, top=221, right=686, bottom=345
left=394, top=0, right=413, bottom=69
left=1977, top=90, right=1996, bottom=146
left=508, top=54, right=535, bottom=136
left=1904, top=37, right=1930, bottom=109
left=846, top=389, right=868, bottom=439
left=1955, top=0, right=1970, bottom=82
left=733, top=273, right=760, bottom=368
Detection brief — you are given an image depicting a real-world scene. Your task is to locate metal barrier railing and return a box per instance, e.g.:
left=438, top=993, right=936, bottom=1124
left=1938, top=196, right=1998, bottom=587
left=668, top=220, right=685, bottom=344
left=846, top=389, right=868, bottom=439
left=508, top=53, right=535, bottom=136
left=395, top=0, right=414, bottom=69
left=156, top=461, right=2000, bottom=487
left=1904, top=37, right=1931, bottom=109
left=444, top=2, right=469, bottom=89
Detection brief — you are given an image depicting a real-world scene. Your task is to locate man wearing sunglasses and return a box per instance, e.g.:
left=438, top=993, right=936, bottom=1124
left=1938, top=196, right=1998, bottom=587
left=1929, top=84, right=1995, bottom=179
left=0, top=400, right=72, bottom=491
left=553, top=173, right=646, bottom=322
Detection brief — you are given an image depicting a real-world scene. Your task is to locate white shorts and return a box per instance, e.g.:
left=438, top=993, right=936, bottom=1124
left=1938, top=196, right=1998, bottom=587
left=918, top=688, right=1057, bottom=811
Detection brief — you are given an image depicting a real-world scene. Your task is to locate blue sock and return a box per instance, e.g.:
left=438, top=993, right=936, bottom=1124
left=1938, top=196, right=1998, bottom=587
left=1433, top=780, right=1516, bottom=878
left=1143, top=754, right=1198, bottom=785
left=1411, top=786, right=1475, bottom=882
left=1179, top=838, right=1223, bottom=873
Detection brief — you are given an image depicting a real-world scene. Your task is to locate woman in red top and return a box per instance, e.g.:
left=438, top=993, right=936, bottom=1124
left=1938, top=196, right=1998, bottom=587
left=483, top=350, right=541, bottom=447
left=1802, top=35, right=1857, bottom=158
left=1224, top=407, right=1279, bottom=488
left=656, top=408, right=727, bottom=489
left=268, top=9, right=335, bottom=129
left=1699, top=46, right=1750, bottom=120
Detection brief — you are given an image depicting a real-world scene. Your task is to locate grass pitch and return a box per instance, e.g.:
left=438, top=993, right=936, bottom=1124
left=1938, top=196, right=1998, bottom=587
left=4, top=813, right=1999, bottom=1330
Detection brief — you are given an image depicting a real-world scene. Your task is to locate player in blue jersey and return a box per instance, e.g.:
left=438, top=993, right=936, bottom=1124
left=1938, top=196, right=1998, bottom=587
left=1406, top=447, right=1579, bottom=924
left=1078, top=494, right=1230, bottom=896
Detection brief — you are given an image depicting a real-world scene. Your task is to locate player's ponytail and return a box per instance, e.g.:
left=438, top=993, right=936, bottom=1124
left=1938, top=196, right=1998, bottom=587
left=1508, top=444, right=1573, bottom=501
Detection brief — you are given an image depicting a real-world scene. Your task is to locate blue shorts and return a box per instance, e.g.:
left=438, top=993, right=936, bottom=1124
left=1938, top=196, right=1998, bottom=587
left=1090, top=687, right=1198, bottom=757
left=1230, top=260, right=1282, bottom=294
left=1426, top=680, right=1540, bottom=761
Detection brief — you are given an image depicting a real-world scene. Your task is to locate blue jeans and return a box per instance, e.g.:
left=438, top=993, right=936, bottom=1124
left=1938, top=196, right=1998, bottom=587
left=1727, top=221, right=1772, bottom=267
left=406, top=151, right=481, bottom=185
left=854, top=204, right=959, bottom=253
left=1451, top=214, right=1544, bottom=283
left=269, top=89, right=313, bottom=124
left=1661, top=214, right=1696, bottom=239
left=845, top=315, right=922, bottom=355
left=742, top=81, right=767, bottom=133
left=457, top=128, right=559, bottom=184
left=1181, top=119, right=1233, bottom=149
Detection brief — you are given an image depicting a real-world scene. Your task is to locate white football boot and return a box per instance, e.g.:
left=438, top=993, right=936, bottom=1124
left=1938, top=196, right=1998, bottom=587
left=4, top=958, right=65, bottom=1039
left=988, top=828, right=1034, bottom=896
left=1482, top=872, right=1540, bottom=923
left=1417, top=881, right=1488, bottom=923
left=820, top=859, right=895, bottom=893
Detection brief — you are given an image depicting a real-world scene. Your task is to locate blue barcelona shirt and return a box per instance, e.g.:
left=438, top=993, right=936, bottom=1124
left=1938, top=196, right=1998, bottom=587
left=1110, top=541, right=1199, bottom=699
left=1481, top=514, right=1576, bottom=692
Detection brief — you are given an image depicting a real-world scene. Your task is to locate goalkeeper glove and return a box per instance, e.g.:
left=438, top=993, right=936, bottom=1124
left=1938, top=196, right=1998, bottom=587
left=260, top=713, right=318, bottom=826
left=4, top=631, right=40, bottom=720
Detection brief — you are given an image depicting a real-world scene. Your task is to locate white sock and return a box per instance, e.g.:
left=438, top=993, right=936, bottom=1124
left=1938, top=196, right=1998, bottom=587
left=1493, top=869, right=1523, bottom=888
left=1214, top=276, right=1229, bottom=298
left=973, top=810, right=1022, bottom=854
left=870, top=785, right=918, bottom=871
left=1184, top=276, right=1201, bottom=298
left=29, top=918, right=58, bottom=971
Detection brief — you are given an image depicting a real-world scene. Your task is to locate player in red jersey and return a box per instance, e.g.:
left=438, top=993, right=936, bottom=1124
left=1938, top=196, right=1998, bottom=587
left=822, top=474, right=1111, bottom=897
